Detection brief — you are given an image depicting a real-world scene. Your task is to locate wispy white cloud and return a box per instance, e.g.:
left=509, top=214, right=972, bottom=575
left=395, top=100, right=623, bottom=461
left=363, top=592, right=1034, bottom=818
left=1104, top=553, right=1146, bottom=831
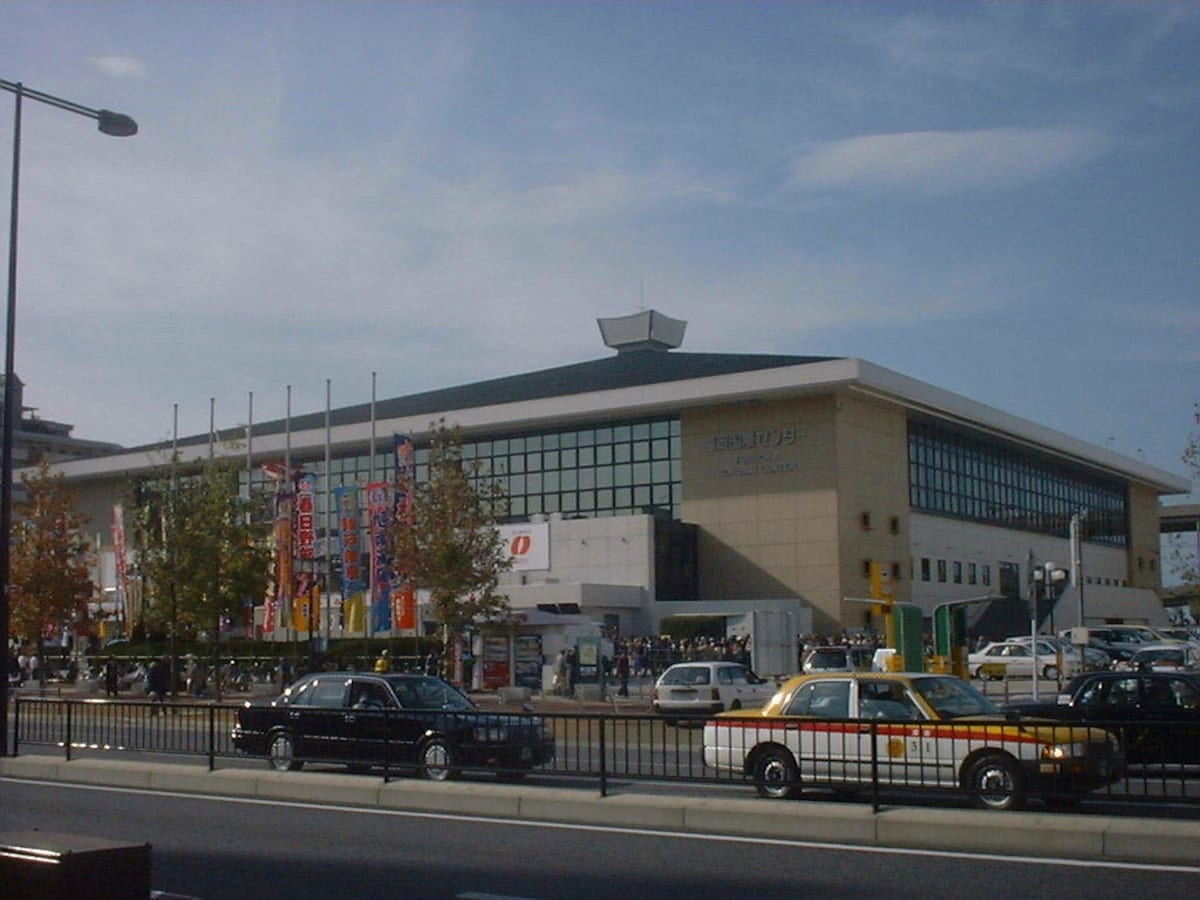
left=786, top=127, right=1103, bottom=195
left=88, top=56, right=147, bottom=78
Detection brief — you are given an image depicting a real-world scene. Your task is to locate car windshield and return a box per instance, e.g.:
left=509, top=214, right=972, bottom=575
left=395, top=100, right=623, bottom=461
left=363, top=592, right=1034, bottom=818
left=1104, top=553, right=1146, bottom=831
left=808, top=649, right=847, bottom=667
left=385, top=676, right=474, bottom=710
left=910, top=676, right=1001, bottom=719
left=660, top=666, right=712, bottom=686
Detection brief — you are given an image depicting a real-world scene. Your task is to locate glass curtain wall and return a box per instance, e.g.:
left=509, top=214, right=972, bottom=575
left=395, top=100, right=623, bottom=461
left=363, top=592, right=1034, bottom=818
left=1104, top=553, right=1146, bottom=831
left=908, top=418, right=1128, bottom=546
left=238, top=416, right=683, bottom=547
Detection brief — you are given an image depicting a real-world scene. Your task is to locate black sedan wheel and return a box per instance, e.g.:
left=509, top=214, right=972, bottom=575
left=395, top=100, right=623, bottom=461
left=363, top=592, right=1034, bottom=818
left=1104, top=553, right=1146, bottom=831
left=420, top=738, right=458, bottom=782
left=267, top=731, right=303, bottom=772
left=754, top=747, right=799, bottom=800
left=966, top=753, right=1023, bottom=811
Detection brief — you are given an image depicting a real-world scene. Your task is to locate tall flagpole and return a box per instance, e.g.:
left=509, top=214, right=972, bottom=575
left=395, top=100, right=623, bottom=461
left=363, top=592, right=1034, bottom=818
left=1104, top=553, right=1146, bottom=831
left=208, top=397, right=215, bottom=458
left=245, top=391, right=254, bottom=636
left=245, top=391, right=253, bottom=500
left=324, top=377, right=332, bottom=649
left=170, top=403, right=179, bottom=698
left=285, top=385, right=292, bottom=649
left=368, top=371, right=377, bottom=640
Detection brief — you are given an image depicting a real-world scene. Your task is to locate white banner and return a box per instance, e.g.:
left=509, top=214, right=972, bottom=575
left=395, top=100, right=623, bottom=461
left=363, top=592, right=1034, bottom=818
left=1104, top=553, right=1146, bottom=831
left=498, top=522, right=550, bottom=571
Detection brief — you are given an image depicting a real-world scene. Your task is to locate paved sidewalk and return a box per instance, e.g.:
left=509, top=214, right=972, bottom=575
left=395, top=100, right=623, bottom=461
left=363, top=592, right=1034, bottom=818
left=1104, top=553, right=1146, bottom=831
left=3, top=754, right=1199, bottom=868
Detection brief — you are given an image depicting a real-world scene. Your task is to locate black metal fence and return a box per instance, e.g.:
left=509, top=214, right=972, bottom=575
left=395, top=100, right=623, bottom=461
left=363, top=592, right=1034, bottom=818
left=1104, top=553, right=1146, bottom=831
left=10, top=696, right=1199, bottom=813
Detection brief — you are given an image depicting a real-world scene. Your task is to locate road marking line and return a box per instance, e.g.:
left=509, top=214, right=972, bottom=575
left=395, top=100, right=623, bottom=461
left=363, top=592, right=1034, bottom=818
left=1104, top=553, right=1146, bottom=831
left=4, top=776, right=1197, bottom=875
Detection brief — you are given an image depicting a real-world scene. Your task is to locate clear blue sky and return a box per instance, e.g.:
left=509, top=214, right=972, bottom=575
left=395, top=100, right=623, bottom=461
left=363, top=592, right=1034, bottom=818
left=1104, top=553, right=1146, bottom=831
left=3, top=2, right=1197, bottom=501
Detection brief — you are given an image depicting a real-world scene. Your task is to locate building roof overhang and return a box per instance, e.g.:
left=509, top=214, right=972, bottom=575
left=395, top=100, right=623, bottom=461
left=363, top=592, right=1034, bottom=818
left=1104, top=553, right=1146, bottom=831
left=44, top=355, right=1191, bottom=497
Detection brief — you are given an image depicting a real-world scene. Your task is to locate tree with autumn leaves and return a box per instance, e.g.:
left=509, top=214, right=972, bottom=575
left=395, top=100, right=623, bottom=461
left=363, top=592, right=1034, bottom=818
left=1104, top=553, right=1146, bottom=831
left=391, top=421, right=515, bottom=678
left=9, top=461, right=93, bottom=684
left=134, top=455, right=271, bottom=652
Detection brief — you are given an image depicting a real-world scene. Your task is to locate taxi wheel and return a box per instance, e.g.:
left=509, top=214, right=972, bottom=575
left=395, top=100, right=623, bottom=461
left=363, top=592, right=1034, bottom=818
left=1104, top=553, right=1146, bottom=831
left=966, top=754, right=1024, bottom=811
left=267, top=730, right=303, bottom=772
left=1042, top=665, right=1059, bottom=680
left=754, top=747, right=799, bottom=800
left=420, top=738, right=459, bottom=782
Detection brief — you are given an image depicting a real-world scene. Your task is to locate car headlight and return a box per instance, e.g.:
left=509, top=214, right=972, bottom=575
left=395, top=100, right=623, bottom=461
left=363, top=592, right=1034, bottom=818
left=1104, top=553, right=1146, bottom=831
left=1041, top=743, right=1085, bottom=761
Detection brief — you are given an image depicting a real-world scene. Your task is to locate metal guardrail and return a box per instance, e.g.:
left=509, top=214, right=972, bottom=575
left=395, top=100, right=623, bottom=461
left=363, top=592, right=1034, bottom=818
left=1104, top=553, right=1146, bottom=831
left=10, top=697, right=1199, bottom=812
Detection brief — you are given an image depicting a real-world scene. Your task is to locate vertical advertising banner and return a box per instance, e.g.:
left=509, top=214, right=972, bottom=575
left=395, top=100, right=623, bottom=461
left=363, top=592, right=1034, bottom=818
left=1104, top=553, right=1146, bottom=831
left=292, top=572, right=316, bottom=633
left=111, top=504, right=130, bottom=628
left=263, top=461, right=294, bottom=635
left=392, top=434, right=416, bottom=632
left=334, top=485, right=366, bottom=633
left=366, top=482, right=392, bottom=633
left=393, top=583, right=417, bottom=631
left=295, top=472, right=317, bottom=560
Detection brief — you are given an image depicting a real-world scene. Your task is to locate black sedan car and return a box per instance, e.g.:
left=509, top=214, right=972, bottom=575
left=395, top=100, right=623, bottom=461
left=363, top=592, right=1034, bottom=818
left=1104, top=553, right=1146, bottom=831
left=232, top=672, right=555, bottom=779
left=1003, top=670, right=1200, bottom=765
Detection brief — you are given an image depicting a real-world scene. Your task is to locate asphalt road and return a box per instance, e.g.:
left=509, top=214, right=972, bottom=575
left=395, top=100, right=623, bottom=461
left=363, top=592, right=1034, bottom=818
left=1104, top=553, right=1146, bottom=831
left=2, top=778, right=1196, bottom=900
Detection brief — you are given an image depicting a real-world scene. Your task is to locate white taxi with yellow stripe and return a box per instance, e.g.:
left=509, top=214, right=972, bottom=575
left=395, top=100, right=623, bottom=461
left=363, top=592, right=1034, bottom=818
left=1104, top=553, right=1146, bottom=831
left=703, top=672, right=1122, bottom=810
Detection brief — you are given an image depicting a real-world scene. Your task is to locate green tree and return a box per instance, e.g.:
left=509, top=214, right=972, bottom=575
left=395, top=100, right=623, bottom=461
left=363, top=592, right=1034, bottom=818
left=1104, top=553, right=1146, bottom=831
left=135, top=454, right=271, bottom=691
left=391, top=421, right=514, bottom=680
left=10, top=461, right=93, bottom=686
left=1168, top=402, right=1200, bottom=592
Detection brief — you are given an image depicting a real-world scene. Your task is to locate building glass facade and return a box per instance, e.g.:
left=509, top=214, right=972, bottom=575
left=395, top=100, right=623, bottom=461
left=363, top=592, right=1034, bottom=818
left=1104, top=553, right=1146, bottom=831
left=908, top=418, right=1128, bottom=546
left=241, top=416, right=683, bottom=531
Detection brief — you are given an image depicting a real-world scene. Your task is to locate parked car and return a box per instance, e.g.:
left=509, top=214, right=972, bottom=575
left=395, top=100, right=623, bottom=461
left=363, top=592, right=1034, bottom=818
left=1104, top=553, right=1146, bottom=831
left=802, top=646, right=874, bottom=673
left=1154, top=627, right=1200, bottom=646
left=703, top=672, right=1121, bottom=810
left=1121, top=642, right=1200, bottom=673
left=232, top=672, right=555, bottom=779
left=652, top=661, right=778, bottom=717
left=1006, top=635, right=1111, bottom=671
left=968, top=639, right=1074, bottom=680
left=1080, top=626, right=1165, bottom=665
left=1003, top=670, right=1200, bottom=765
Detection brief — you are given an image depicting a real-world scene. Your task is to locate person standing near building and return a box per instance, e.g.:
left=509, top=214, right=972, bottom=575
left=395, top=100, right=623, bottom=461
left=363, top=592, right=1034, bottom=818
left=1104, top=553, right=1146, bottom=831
left=552, top=649, right=568, bottom=696
left=616, top=649, right=631, bottom=698
left=104, top=658, right=120, bottom=697
left=565, top=646, right=579, bottom=697
left=374, top=648, right=392, bottom=673
left=145, top=658, right=168, bottom=712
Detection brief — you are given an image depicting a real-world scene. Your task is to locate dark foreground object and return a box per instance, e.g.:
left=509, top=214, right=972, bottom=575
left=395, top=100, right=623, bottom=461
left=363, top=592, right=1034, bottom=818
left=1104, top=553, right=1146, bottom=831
left=0, top=830, right=151, bottom=900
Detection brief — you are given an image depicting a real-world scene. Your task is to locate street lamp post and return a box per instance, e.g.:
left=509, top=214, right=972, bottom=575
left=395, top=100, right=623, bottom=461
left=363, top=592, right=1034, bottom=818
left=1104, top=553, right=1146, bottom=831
left=0, top=78, right=136, bottom=754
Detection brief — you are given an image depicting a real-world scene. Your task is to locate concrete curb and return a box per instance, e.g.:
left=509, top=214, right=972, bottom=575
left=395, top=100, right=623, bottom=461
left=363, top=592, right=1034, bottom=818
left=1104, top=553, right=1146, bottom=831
left=2, top=756, right=1197, bottom=866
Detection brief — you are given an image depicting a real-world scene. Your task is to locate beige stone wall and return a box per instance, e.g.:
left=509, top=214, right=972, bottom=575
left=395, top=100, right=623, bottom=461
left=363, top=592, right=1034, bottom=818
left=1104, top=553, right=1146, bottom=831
left=833, top=395, right=911, bottom=626
left=1127, top=482, right=1165, bottom=589
left=681, top=393, right=910, bottom=633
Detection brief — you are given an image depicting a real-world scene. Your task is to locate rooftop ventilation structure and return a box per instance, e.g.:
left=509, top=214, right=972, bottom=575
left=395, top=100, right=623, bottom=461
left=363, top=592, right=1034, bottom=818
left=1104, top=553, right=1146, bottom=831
left=597, top=310, right=686, bottom=354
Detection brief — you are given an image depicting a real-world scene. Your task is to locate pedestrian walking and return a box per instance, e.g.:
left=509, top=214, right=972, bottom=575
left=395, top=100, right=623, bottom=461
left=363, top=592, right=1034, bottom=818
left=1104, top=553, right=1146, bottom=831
left=145, top=658, right=168, bottom=713
left=104, top=658, right=120, bottom=697
left=616, top=650, right=631, bottom=697
left=552, top=649, right=568, bottom=696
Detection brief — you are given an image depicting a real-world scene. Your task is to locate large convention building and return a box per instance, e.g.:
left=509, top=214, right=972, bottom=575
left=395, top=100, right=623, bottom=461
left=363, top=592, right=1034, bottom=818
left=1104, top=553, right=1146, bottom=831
left=52, top=311, right=1190, bottom=646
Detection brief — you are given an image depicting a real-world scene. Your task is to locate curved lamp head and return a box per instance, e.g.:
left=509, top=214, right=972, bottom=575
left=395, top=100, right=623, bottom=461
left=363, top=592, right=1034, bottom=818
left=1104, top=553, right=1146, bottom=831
left=97, top=109, right=137, bottom=137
